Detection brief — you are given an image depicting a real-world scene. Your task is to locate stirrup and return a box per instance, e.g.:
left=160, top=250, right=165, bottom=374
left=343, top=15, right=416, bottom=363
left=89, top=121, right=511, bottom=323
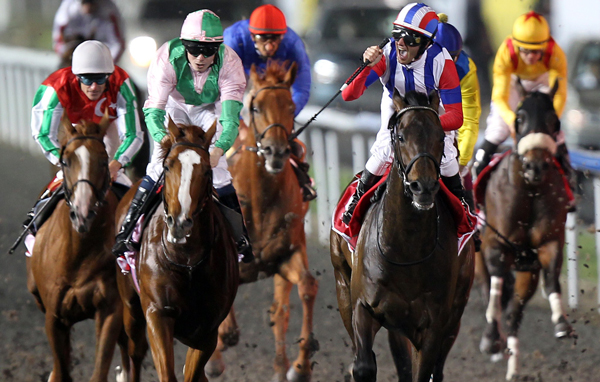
left=237, top=236, right=254, bottom=263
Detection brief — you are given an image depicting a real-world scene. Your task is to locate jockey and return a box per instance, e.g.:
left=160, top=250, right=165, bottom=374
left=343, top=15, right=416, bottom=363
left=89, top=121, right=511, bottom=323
left=472, top=11, right=570, bottom=180
left=53, top=0, right=125, bottom=63
left=112, top=10, right=255, bottom=263
left=223, top=4, right=316, bottom=201
left=25, top=40, right=143, bottom=231
left=434, top=13, right=481, bottom=212
left=340, top=2, right=463, bottom=224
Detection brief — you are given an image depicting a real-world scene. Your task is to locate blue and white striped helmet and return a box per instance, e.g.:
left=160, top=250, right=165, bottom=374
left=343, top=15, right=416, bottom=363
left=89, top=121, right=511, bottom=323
left=393, top=3, right=439, bottom=39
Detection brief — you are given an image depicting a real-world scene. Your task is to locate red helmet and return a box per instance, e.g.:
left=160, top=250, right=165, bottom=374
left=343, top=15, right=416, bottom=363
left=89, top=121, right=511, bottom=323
left=249, top=4, right=287, bottom=35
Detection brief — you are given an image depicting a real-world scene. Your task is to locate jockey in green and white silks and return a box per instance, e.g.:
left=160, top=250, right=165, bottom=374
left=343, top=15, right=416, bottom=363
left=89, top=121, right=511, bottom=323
left=113, top=9, right=254, bottom=263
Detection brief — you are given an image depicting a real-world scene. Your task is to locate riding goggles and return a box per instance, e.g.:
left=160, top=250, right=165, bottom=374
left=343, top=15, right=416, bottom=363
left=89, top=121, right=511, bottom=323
left=391, top=27, right=424, bottom=47
left=253, top=34, right=282, bottom=43
left=77, top=73, right=110, bottom=86
left=183, top=42, right=220, bottom=57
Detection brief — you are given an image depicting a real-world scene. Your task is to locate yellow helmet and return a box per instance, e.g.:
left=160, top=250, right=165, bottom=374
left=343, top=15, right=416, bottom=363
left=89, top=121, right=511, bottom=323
left=512, top=11, right=550, bottom=50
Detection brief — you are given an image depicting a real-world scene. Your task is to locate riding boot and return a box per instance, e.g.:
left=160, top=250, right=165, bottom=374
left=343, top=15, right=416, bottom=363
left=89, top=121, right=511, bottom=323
left=556, top=143, right=577, bottom=212
left=473, top=140, right=499, bottom=177
left=342, top=169, right=382, bottom=225
left=290, top=139, right=317, bottom=202
left=217, top=187, right=255, bottom=263
left=112, top=176, right=156, bottom=257
left=443, top=173, right=481, bottom=251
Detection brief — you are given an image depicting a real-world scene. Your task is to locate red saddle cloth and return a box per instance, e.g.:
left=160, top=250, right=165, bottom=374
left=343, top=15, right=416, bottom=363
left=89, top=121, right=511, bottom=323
left=473, top=150, right=574, bottom=208
left=332, top=170, right=477, bottom=252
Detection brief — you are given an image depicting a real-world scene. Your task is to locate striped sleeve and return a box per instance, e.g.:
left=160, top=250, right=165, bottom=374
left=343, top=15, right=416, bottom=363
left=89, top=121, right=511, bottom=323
left=437, top=54, right=463, bottom=131
left=31, top=84, right=64, bottom=165
left=113, top=78, right=143, bottom=166
left=341, top=58, right=387, bottom=101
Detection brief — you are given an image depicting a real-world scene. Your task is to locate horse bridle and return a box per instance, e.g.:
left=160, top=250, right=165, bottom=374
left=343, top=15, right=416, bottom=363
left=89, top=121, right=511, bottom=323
left=389, top=105, right=443, bottom=198
left=246, top=85, right=293, bottom=155
left=59, top=135, right=110, bottom=209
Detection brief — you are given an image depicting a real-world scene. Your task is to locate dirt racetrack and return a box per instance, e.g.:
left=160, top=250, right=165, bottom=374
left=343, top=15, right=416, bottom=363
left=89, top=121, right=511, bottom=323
left=1, top=142, right=599, bottom=382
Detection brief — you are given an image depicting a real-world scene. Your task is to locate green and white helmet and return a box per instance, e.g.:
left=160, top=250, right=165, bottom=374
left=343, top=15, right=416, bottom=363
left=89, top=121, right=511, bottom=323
left=72, top=40, right=114, bottom=74
left=180, top=9, right=223, bottom=43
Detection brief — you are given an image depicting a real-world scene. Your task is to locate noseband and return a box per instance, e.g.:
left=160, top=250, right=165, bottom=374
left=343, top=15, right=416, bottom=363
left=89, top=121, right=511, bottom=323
left=59, top=135, right=110, bottom=209
left=248, top=85, right=293, bottom=155
left=389, top=105, right=442, bottom=197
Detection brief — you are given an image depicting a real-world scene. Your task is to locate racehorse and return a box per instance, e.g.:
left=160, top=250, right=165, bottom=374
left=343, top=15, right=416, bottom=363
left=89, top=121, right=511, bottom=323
left=26, top=112, right=129, bottom=381
left=476, top=81, right=574, bottom=380
left=330, top=89, right=475, bottom=382
left=115, top=118, right=239, bottom=382
left=207, top=61, right=319, bottom=382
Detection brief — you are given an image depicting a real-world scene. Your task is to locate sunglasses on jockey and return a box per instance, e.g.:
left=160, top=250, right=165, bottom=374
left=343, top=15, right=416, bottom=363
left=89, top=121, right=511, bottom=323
left=182, top=40, right=221, bottom=58
left=77, top=73, right=110, bottom=86
left=391, top=26, right=426, bottom=47
left=253, top=34, right=282, bottom=43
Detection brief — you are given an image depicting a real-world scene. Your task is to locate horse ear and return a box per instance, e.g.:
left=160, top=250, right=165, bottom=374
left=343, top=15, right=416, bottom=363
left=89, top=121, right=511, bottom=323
left=162, top=115, right=179, bottom=149
left=61, top=111, right=77, bottom=138
left=392, top=88, right=405, bottom=111
left=204, top=120, right=217, bottom=150
left=549, top=78, right=560, bottom=100
left=428, top=90, right=440, bottom=111
left=515, top=77, right=527, bottom=101
left=284, top=62, right=297, bottom=87
left=250, top=64, right=259, bottom=86
left=98, top=108, right=111, bottom=137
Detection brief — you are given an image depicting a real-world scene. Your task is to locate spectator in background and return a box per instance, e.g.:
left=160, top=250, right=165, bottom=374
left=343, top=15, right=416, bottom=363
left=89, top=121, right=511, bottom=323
left=224, top=4, right=316, bottom=201
left=434, top=13, right=481, bottom=213
left=53, top=0, right=125, bottom=65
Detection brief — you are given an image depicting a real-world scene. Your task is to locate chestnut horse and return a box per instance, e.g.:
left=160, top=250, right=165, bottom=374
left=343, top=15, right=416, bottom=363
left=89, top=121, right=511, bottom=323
left=115, top=119, right=239, bottom=382
left=477, top=81, right=574, bottom=380
left=207, top=61, right=319, bottom=381
left=330, top=90, right=475, bottom=382
left=26, top=113, right=128, bottom=382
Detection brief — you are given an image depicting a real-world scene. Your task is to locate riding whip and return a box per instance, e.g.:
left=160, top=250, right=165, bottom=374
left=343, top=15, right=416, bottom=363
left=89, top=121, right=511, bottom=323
left=289, top=37, right=390, bottom=141
left=7, top=187, right=64, bottom=255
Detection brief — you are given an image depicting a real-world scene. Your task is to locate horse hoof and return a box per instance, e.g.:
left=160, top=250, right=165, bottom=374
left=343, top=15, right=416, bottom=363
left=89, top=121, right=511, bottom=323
left=286, top=365, right=311, bottom=382
left=205, top=358, right=225, bottom=378
left=480, top=321, right=505, bottom=354
left=555, top=317, right=575, bottom=338
left=115, top=365, right=128, bottom=382
left=270, top=371, right=288, bottom=382
left=220, top=328, right=240, bottom=347
left=490, top=352, right=504, bottom=363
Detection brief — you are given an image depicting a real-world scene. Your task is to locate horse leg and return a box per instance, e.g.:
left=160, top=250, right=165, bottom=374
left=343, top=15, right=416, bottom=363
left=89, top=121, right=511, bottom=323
left=270, top=273, right=293, bottom=381
left=539, top=241, right=574, bottom=338
left=89, top=307, right=122, bottom=381
left=205, top=308, right=239, bottom=377
left=504, top=269, right=539, bottom=381
left=26, top=259, right=45, bottom=313
left=183, top=333, right=218, bottom=382
left=115, top=329, right=131, bottom=382
left=280, top=252, right=320, bottom=382
left=330, top=231, right=354, bottom=341
left=352, top=301, right=381, bottom=382
left=119, top=278, right=148, bottom=382
left=45, top=313, right=72, bottom=382
left=145, top=310, right=176, bottom=381
left=388, top=330, right=412, bottom=381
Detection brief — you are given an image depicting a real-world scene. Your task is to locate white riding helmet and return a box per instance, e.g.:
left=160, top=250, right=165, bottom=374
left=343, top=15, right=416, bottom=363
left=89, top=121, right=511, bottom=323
left=71, top=40, right=115, bottom=75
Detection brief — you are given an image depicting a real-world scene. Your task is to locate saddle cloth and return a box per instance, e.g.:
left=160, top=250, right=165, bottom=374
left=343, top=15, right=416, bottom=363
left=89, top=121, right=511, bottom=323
left=473, top=150, right=574, bottom=208
left=331, top=169, right=477, bottom=254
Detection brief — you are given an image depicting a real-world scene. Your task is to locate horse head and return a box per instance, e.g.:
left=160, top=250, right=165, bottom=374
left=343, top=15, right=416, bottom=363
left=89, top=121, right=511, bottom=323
left=514, top=79, right=560, bottom=185
left=389, top=89, right=445, bottom=209
left=59, top=110, right=111, bottom=233
left=160, top=117, right=215, bottom=244
left=247, top=60, right=297, bottom=173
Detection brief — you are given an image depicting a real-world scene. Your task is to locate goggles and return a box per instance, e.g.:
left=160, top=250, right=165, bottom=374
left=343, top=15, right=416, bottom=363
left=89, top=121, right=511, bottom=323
left=391, top=27, right=424, bottom=47
left=253, top=34, right=282, bottom=43
left=77, top=73, right=109, bottom=86
left=183, top=42, right=220, bottom=58
left=518, top=47, right=543, bottom=56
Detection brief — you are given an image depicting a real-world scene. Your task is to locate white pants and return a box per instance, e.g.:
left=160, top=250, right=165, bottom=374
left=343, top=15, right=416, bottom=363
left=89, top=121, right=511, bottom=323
left=485, top=72, right=564, bottom=145
left=146, top=99, right=232, bottom=189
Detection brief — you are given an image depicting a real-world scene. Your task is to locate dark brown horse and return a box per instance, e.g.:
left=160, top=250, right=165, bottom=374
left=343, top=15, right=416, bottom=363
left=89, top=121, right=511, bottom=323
left=477, top=81, right=574, bottom=380
left=26, top=112, right=128, bottom=381
left=330, top=90, right=475, bottom=382
left=207, top=61, right=319, bottom=381
left=115, top=118, right=239, bottom=382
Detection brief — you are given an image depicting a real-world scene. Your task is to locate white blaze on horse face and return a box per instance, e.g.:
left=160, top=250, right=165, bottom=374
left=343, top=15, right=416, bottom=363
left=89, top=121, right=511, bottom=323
left=177, top=149, right=202, bottom=220
left=73, top=145, right=93, bottom=211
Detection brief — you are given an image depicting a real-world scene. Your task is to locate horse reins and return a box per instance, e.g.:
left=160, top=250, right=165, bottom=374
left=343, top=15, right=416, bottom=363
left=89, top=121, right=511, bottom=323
left=59, top=135, right=110, bottom=209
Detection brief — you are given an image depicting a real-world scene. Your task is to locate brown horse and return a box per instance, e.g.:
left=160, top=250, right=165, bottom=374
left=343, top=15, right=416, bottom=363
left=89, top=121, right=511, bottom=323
left=26, top=112, right=128, bottom=382
left=207, top=61, right=319, bottom=381
left=330, top=90, right=475, bottom=382
left=115, top=119, right=239, bottom=382
left=476, top=81, right=574, bottom=380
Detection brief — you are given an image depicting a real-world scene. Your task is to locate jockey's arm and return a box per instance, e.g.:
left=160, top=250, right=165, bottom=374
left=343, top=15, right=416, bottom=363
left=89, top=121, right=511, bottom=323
left=438, top=55, right=463, bottom=132
left=112, top=77, right=144, bottom=168
left=289, top=35, right=312, bottom=116
left=547, top=43, right=568, bottom=118
left=215, top=47, right=246, bottom=153
left=31, top=85, right=63, bottom=165
left=457, top=57, right=481, bottom=166
left=491, top=43, right=517, bottom=130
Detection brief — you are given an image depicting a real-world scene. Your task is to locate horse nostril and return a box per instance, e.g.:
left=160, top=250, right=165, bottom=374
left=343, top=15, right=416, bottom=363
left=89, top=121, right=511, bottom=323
left=69, top=211, right=77, bottom=221
left=166, top=215, right=174, bottom=227
left=182, top=218, right=193, bottom=230
left=263, top=146, right=273, bottom=156
left=409, top=181, right=422, bottom=194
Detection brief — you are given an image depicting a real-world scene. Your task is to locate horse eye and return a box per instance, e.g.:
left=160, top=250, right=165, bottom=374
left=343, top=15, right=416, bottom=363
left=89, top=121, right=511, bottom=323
left=251, top=106, right=260, bottom=114
left=163, top=166, right=170, bottom=172
left=397, top=134, right=405, bottom=143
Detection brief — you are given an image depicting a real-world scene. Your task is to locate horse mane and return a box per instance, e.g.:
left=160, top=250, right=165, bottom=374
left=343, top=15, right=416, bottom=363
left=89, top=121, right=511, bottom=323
left=404, top=90, right=432, bottom=107
left=255, top=60, right=291, bottom=85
